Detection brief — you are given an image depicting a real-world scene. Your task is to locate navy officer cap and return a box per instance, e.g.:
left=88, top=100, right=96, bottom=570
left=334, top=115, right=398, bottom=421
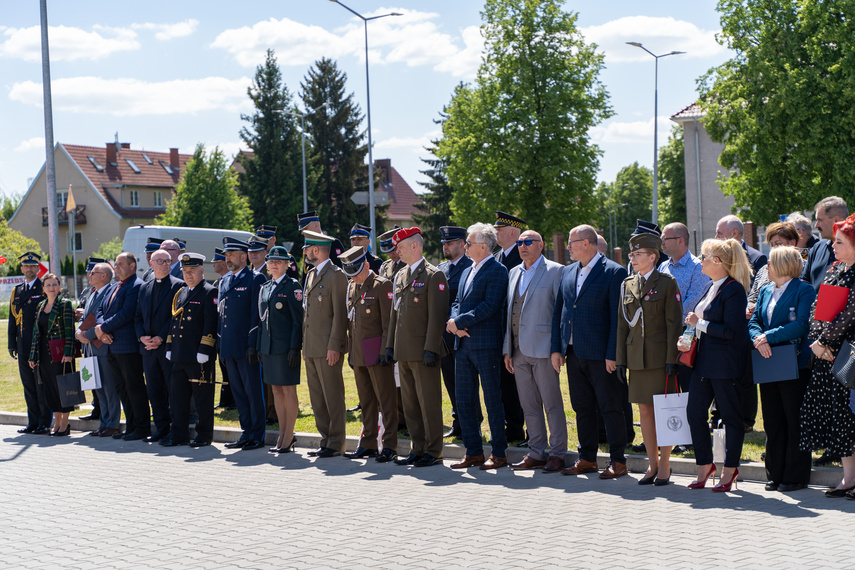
left=256, top=225, right=276, bottom=239
left=145, top=237, right=165, bottom=252
left=440, top=226, right=467, bottom=243
left=180, top=253, right=205, bottom=268
left=247, top=237, right=268, bottom=252
left=222, top=237, right=249, bottom=252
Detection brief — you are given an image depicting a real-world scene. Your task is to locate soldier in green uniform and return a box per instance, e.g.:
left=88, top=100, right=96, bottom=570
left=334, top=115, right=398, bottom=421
left=339, top=246, right=399, bottom=463
left=615, top=232, right=683, bottom=486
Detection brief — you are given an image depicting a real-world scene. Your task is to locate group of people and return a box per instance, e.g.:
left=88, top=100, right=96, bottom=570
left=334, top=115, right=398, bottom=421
left=11, top=200, right=855, bottom=497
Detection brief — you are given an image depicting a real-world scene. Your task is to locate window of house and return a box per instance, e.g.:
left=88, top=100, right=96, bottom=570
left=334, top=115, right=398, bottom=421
left=68, top=232, right=82, bottom=253
left=154, top=191, right=163, bottom=208
left=141, top=153, right=153, bottom=165
left=125, top=158, right=141, bottom=174
left=56, top=190, right=67, bottom=210
left=159, top=160, right=174, bottom=175
left=87, top=156, right=104, bottom=172
left=129, top=190, right=139, bottom=207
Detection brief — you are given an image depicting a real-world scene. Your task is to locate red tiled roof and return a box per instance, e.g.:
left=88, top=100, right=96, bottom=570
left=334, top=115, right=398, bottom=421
left=671, top=102, right=705, bottom=120
left=61, top=143, right=192, bottom=217
left=381, top=163, right=422, bottom=220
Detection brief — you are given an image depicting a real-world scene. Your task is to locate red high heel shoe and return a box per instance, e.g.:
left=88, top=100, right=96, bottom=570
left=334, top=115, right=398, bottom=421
left=688, top=464, right=717, bottom=489
left=712, top=468, right=739, bottom=492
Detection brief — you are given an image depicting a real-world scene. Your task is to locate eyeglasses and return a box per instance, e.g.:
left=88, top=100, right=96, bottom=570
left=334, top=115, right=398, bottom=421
left=516, top=238, right=542, bottom=247
left=567, top=239, right=586, bottom=246
left=699, top=254, right=719, bottom=262
left=464, top=241, right=482, bottom=248
left=151, top=259, right=171, bottom=266
left=162, top=247, right=180, bottom=252
left=662, top=237, right=681, bottom=242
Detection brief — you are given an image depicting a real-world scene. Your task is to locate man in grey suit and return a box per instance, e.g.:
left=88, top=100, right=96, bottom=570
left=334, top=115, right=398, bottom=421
left=503, top=230, right=567, bottom=473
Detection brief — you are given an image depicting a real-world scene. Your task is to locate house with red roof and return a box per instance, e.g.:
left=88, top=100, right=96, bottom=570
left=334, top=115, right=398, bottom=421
left=9, top=141, right=191, bottom=259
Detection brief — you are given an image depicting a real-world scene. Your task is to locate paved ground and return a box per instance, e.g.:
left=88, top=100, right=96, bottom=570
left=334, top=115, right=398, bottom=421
left=1, top=424, right=853, bottom=569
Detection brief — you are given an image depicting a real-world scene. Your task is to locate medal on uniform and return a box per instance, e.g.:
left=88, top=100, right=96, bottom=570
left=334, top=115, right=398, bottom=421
left=318, top=295, right=322, bottom=302
left=366, top=308, right=371, bottom=314
left=361, top=299, right=365, bottom=305
left=414, top=297, right=419, bottom=303
left=275, top=302, right=283, bottom=309
left=644, top=295, right=649, bottom=301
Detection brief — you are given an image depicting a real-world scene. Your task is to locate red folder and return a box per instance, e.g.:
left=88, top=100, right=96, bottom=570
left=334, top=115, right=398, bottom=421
left=815, top=283, right=850, bottom=322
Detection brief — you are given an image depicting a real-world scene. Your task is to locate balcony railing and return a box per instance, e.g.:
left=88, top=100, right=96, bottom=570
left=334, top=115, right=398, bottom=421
left=42, top=205, right=86, bottom=226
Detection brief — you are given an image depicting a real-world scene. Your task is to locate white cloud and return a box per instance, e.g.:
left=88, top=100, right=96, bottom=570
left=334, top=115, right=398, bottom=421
left=589, top=116, right=673, bottom=144
left=9, top=76, right=251, bottom=116
left=212, top=9, right=481, bottom=79
left=0, top=25, right=139, bottom=62
left=375, top=129, right=441, bottom=153
left=582, top=16, right=725, bottom=63
left=131, top=19, right=199, bottom=41
left=14, top=137, right=45, bottom=152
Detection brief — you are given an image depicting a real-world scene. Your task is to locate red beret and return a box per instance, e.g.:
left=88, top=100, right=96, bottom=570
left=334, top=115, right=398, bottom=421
left=393, top=227, right=421, bottom=246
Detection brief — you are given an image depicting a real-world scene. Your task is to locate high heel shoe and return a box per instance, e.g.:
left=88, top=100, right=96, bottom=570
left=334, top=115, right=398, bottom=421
left=51, top=425, right=71, bottom=437
left=654, top=469, right=672, bottom=486
left=688, top=464, right=717, bottom=489
left=712, top=468, right=739, bottom=492
left=276, top=436, right=297, bottom=454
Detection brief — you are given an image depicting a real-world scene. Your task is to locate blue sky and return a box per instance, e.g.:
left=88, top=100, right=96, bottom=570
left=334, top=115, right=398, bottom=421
left=0, top=0, right=730, bottom=206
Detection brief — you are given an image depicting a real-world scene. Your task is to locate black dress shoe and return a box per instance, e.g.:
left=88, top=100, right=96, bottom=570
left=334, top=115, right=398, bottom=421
left=765, top=481, right=779, bottom=491
left=631, top=443, right=646, bottom=453
left=241, top=440, right=264, bottom=451
left=315, top=447, right=341, bottom=458
left=638, top=474, right=656, bottom=485
left=145, top=429, right=170, bottom=443
left=159, top=437, right=189, bottom=447
left=344, top=447, right=378, bottom=459
left=307, top=447, right=324, bottom=456
left=394, top=453, right=421, bottom=466
left=189, top=440, right=211, bottom=448
left=112, top=431, right=126, bottom=439
left=33, top=426, right=50, bottom=435
left=825, top=486, right=855, bottom=498
left=78, top=414, right=100, bottom=421
left=123, top=431, right=149, bottom=441
left=272, top=436, right=297, bottom=454
left=347, top=403, right=362, bottom=413
left=414, top=454, right=442, bottom=468
left=778, top=482, right=807, bottom=493
left=17, top=426, right=35, bottom=434
left=443, top=427, right=462, bottom=438
left=224, top=440, right=247, bottom=449
left=376, top=448, right=398, bottom=463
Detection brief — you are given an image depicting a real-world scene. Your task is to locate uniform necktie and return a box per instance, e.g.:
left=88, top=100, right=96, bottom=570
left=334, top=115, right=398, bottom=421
left=307, top=269, right=316, bottom=291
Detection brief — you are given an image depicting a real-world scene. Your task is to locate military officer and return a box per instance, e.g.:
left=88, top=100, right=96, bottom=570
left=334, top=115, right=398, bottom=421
left=218, top=237, right=267, bottom=450
left=257, top=246, right=303, bottom=454
left=615, top=231, right=683, bottom=484
left=254, top=225, right=299, bottom=281
left=437, top=226, right=474, bottom=438
left=9, top=252, right=50, bottom=434
left=378, top=226, right=404, bottom=281
left=142, top=238, right=164, bottom=282
left=349, top=223, right=383, bottom=273
left=302, top=230, right=349, bottom=457
left=248, top=237, right=272, bottom=281
left=211, top=247, right=235, bottom=410
left=340, top=246, right=399, bottom=463
left=297, top=211, right=343, bottom=284
left=162, top=253, right=219, bottom=447
left=384, top=227, right=449, bottom=467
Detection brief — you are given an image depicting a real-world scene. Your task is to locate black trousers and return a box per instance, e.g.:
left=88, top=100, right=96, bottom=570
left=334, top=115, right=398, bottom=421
left=217, top=357, right=235, bottom=407
left=499, top=365, right=526, bottom=440
left=566, top=346, right=627, bottom=463
left=760, top=368, right=812, bottom=484
left=107, top=352, right=150, bottom=435
left=19, top=355, right=51, bottom=428
left=688, top=372, right=744, bottom=467
left=141, top=346, right=172, bottom=431
left=170, top=361, right=215, bottom=442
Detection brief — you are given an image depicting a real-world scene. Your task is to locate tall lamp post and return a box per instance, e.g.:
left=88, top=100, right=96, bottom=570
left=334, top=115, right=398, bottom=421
left=329, top=0, right=401, bottom=253
left=281, top=102, right=330, bottom=213
left=626, top=42, right=685, bottom=226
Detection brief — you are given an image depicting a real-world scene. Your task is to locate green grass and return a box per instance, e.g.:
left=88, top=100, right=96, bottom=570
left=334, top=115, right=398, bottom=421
left=0, top=320, right=785, bottom=462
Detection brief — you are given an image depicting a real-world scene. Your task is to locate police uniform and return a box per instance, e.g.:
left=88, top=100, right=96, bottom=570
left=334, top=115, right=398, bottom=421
left=349, top=223, right=383, bottom=273
left=616, top=233, right=683, bottom=405
left=302, top=230, right=349, bottom=455
left=340, top=247, right=398, bottom=458
left=8, top=252, right=50, bottom=432
left=387, top=228, right=450, bottom=463
left=163, top=253, right=219, bottom=446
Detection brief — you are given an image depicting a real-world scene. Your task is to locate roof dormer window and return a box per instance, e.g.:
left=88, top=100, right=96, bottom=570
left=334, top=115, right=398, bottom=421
left=159, top=160, right=174, bottom=175
left=141, top=153, right=153, bottom=165
left=125, top=158, right=141, bottom=174
left=87, top=156, right=104, bottom=172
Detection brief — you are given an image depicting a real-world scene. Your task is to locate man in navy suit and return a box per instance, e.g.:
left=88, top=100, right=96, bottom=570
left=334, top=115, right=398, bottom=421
left=551, top=225, right=629, bottom=479
left=447, top=223, right=510, bottom=470
left=134, top=249, right=184, bottom=442
left=437, top=226, right=473, bottom=438
left=802, top=196, right=848, bottom=291
left=94, top=253, right=148, bottom=440
left=218, top=237, right=267, bottom=450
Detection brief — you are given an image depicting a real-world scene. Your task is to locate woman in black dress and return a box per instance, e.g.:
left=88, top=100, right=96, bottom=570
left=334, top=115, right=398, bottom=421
left=801, top=215, right=855, bottom=497
left=28, top=273, right=75, bottom=436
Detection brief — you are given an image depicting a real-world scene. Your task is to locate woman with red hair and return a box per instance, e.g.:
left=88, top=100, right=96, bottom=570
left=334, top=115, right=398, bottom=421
left=801, top=214, right=855, bottom=497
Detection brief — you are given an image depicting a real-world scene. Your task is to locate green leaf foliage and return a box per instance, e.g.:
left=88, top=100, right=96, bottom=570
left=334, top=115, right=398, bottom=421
left=436, top=0, right=612, bottom=236
left=0, top=220, right=42, bottom=277
left=92, top=236, right=123, bottom=263
left=657, top=125, right=687, bottom=225
left=157, top=144, right=252, bottom=231
left=699, top=0, right=855, bottom=222
left=595, top=162, right=653, bottom=251
left=413, top=111, right=455, bottom=259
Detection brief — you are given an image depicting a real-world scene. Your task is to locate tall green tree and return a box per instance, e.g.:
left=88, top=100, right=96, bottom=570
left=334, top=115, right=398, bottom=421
left=436, top=0, right=612, bottom=235
left=595, top=162, right=653, bottom=250
left=301, top=57, right=375, bottom=241
left=157, top=144, right=252, bottom=230
left=699, top=0, right=855, bottom=222
left=657, top=125, right=686, bottom=225
left=413, top=112, right=455, bottom=259
left=1, top=194, right=21, bottom=221
left=238, top=49, right=304, bottom=245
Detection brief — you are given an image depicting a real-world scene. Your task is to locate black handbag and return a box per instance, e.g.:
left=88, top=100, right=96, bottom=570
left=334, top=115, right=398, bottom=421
left=832, top=340, right=855, bottom=389
left=56, top=363, right=86, bottom=408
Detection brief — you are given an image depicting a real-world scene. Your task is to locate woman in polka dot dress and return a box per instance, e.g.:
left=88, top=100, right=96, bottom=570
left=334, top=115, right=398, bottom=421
left=801, top=214, right=855, bottom=498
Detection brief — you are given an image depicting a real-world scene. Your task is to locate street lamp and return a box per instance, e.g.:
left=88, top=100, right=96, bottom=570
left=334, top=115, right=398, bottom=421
left=330, top=0, right=401, bottom=253
left=626, top=42, right=685, bottom=226
left=280, top=102, right=330, bottom=213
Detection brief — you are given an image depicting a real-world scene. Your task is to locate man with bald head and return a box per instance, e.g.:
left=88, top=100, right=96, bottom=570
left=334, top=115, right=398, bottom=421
left=715, top=214, right=766, bottom=284
left=551, top=224, right=628, bottom=479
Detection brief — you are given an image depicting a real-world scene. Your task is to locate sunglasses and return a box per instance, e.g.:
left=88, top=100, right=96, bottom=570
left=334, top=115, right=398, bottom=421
left=516, top=239, right=541, bottom=247
left=699, top=254, right=719, bottom=262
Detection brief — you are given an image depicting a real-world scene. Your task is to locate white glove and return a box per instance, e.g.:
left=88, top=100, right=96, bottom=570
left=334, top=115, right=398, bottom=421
left=196, top=353, right=209, bottom=364
left=165, top=351, right=171, bottom=361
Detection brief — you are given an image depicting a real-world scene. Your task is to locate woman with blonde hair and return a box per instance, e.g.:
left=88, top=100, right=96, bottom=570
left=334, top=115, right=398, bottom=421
left=679, top=239, right=753, bottom=492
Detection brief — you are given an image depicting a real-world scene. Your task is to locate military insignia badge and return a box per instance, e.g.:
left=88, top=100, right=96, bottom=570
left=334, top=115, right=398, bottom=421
left=294, top=290, right=303, bottom=301
left=438, top=283, right=446, bottom=291
left=275, top=302, right=283, bottom=309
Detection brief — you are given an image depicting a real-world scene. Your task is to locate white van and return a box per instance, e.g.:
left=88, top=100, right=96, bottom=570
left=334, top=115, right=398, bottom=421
left=122, top=225, right=255, bottom=279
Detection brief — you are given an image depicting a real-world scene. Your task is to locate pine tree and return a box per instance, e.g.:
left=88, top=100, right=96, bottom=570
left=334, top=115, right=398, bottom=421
left=413, top=112, right=454, bottom=259
left=238, top=49, right=304, bottom=246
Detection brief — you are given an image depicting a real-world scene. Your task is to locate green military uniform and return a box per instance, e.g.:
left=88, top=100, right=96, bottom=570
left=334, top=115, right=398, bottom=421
left=379, top=258, right=405, bottom=281
left=387, top=257, right=449, bottom=459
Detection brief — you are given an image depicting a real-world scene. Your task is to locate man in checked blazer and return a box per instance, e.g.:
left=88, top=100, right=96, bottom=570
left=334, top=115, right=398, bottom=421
left=447, top=222, right=510, bottom=470
left=551, top=225, right=629, bottom=479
